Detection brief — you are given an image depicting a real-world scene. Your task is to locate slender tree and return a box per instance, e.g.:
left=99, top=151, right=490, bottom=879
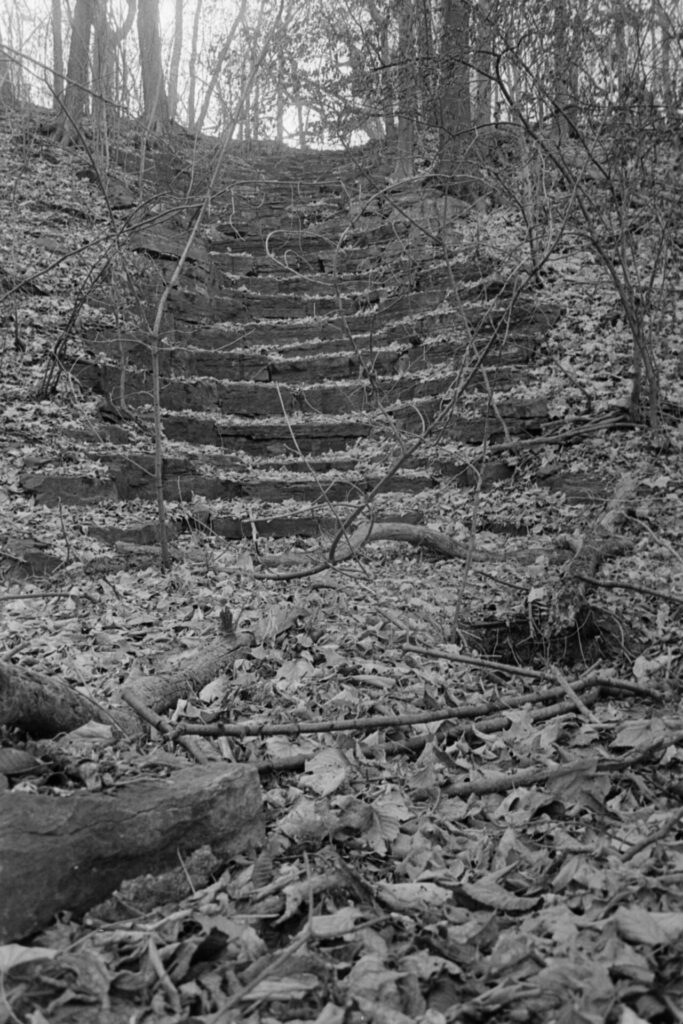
left=187, top=0, right=202, bottom=128
left=51, top=0, right=65, bottom=109
left=168, top=0, right=183, bottom=120
left=0, top=31, right=16, bottom=107
left=393, top=0, right=417, bottom=178
left=436, top=0, right=472, bottom=185
left=137, top=0, right=170, bottom=131
left=56, top=0, right=95, bottom=141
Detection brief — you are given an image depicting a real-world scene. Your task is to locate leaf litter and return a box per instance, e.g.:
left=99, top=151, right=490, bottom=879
left=1, top=119, right=683, bottom=1024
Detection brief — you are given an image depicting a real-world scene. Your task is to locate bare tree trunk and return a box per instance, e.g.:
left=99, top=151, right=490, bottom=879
left=551, top=0, right=579, bottom=141
left=251, top=76, right=260, bottom=140
left=296, top=95, right=305, bottom=146
left=656, top=0, right=676, bottom=128
left=415, top=0, right=437, bottom=131
left=137, top=0, right=170, bottom=132
left=393, top=0, right=416, bottom=179
left=91, top=0, right=108, bottom=127
left=111, top=0, right=136, bottom=120
left=56, top=0, right=94, bottom=141
left=0, top=36, right=16, bottom=108
left=474, top=0, right=492, bottom=127
left=187, top=0, right=202, bottom=128
left=51, top=0, right=65, bottom=108
left=367, top=0, right=396, bottom=145
left=275, top=50, right=284, bottom=142
left=167, top=0, right=183, bottom=120
left=436, top=0, right=472, bottom=187
left=90, top=0, right=136, bottom=132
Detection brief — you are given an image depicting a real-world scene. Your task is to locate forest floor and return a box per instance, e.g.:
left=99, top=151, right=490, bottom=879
left=1, top=116, right=683, bottom=1024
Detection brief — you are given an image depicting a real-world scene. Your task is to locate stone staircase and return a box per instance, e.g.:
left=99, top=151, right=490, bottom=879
left=23, top=143, right=560, bottom=544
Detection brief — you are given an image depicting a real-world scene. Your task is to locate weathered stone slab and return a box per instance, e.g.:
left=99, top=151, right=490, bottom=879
left=130, top=224, right=209, bottom=264
left=77, top=332, right=536, bottom=397
left=209, top=509, right=424, bottom=541
left=163, top=414, right=372, bottom=453
left=170, top=288, right=359, bottom=323
left=536, top=471, right=613, bottom=504
left=209, top=270, right=371, bottom=297
left=21, top=472, right=118, bottom=507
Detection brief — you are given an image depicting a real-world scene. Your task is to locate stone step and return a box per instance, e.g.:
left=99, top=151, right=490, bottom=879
left=21, top=424, right=535, bottom=507
left=157, top=395, right=547, bottom=452
left=208, top=271, right=373, bottom=297
left=167, top=286, right=447, bottom=327
left=92, top=508, right=424, bottom=545
left=72, top=365, right=426, bottom=416
left=79, top=334, right=535, bottom=384
left=199, top=240, right=450, bottom=278
left=169, top=288, right=364, bottom=322
left=20, top=463, right=438, bottom=506
left=206, top=216, right=409, bottom=256
left=168, top=298, right=554, bottom=352
left=161, top=412, right=372, bottom=453
left=21, top=430, right=536, bottom=509
left=72, top=355, right=530, bottom=419
left=167, top=283, right=549, bottom=333
left=204, top=256, right=500, bottom=298
left=58, top=141, right=565, bottom=546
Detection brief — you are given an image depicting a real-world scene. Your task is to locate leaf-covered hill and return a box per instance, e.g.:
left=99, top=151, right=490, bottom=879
left=1, top=111, right=683, bottom=1024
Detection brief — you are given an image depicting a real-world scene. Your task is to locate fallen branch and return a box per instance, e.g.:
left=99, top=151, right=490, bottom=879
left=255, top=690, right=603, bottom=774
left=171, top=675, right=602, bottom=739
left=443, top=726, right=683, bottom=799
left=576, top=574, right=683, bottom=606
left=257, top=521, right=497, bottom=580
left=622, top=806, right=683, bottom=863
left=121, top=690, right=210, bottom=764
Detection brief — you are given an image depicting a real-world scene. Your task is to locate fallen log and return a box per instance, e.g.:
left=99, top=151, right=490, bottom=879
left=0, top=762, right=263, bottom=942
left=0, top=659, right=135, bottom=737
left=121, top=629, right=254, bottom=716
left=258, top=521, right=500, bottom=578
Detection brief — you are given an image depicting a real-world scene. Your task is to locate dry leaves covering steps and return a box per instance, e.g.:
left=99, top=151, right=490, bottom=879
left=2, top=125, right=683, bottom=1021
left=20, top=150, right=568, bottom=543
left=15, top=138, right=607, bottom=550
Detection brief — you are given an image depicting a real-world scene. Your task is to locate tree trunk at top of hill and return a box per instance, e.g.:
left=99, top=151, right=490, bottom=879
left=55, top=0, right=93, bottom=142
left=0, top=40, right=16, bottom=108
left=92, top=0, right=136, bottom=127
left=137, top=0, right=170, bottom=133
left=50, top=0, right=65, bottom=110
left=392, top=0, right=416, bottom=180
left=167, top=0, right=184, bottom=121
left=436, top=0, right=473, bottom=192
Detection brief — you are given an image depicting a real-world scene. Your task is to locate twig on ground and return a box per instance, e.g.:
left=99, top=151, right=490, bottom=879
left=170, top=677, right=601, bottom=739
left=254, top=690, right=603, bottom=775
left=550, top=666, right=601, bottom=724
left=444, top=727, right=683, bottom=799
left=621, top=806, right=683, bottom=863
left=122, top=690, right=209, bottom=764
left=147, top=935, right=182, bottom=1016
left=0, top=591, right=95, bottom=602
left=577, top=573, right=683, bottom=606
